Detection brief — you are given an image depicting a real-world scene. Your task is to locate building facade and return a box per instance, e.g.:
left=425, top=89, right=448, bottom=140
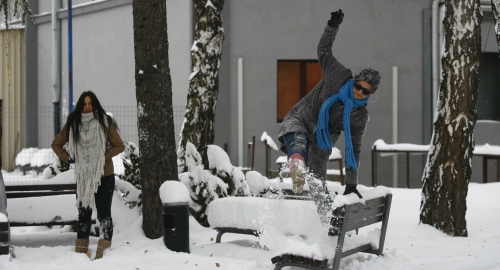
left=10, top=0, right=500, bottom=184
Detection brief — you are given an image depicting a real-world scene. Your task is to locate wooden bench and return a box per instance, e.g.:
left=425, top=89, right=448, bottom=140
left=207, top=186, right=392, bottom=270
left=0, top=214, right=8, bottom=255
left=272, top=192, right=393, bottom=270
left=3, top=171, right=96, bottom=227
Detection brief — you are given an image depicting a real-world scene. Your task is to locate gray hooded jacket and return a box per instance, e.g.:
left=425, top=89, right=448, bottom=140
left=278, top=24, right=369, bottom=185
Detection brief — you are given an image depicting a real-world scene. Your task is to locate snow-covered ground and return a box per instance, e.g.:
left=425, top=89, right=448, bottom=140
left=1, top=179, right=499, bottom=269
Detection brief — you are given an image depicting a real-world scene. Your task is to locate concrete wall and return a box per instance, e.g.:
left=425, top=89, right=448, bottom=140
left=32, top=0, right=192, bottom=147
left=219, top=0, right=434, bottom=185
left=28, top=0, right=500, bottom=185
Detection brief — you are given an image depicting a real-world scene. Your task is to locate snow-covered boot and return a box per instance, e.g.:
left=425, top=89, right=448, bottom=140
left=289, top=153, right=306, bottom=194
left=94, top=239, right=111, bottom=260
left=75, top=238, right=89, bottom=254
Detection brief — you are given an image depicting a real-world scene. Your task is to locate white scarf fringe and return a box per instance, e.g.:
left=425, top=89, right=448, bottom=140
left=67, top=112, right=108, bottom=211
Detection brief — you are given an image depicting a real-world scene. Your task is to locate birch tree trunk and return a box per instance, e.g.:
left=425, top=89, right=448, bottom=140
left=491, top=0, right=500, bottom=50
left=177, top=0, right=225, bottom=173
left=132, top=0, right=178, bottom=239
left=420, top=0, right=482, bottom=236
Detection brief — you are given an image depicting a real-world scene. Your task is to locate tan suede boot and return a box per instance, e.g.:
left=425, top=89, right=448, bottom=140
left=75, top=238, right=89, bottom=254
left=94, top=239, right=111, bottom=260
left=289, top=153, right=306, bottom=194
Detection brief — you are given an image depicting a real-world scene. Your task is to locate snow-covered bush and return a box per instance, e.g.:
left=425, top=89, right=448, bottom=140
left=245, top=170, right=278, bottom=195
left=43, top=157, right=69, bottom=180
left=117, top=142, right=141, bottom=208
left=180, top=143, right=251, bottom=227
left=206, top=145, right=250, bottom=197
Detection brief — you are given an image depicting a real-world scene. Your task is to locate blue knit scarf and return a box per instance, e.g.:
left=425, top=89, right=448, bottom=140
left=316, top=79, right=369, bottom=169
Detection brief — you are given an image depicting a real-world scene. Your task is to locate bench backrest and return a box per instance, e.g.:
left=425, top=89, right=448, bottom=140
left=330, top=194, right=391, bottom=234
left=5, top=184, right=77, bottom=199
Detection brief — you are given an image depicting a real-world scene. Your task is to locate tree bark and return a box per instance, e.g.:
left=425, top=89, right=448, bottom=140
left=132, top=0, right=178, bottom=239
left=177, top=0, right=225, bottom=173
left=420, top=0, right=482, bottom=236
left=491, top=0, right=500, bottom=51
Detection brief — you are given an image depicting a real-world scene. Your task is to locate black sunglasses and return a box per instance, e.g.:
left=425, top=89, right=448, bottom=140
left=354, top=82, right=373, bottom=96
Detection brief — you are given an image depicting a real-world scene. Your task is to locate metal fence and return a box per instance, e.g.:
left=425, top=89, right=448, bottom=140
left=372, top=144, right=500, bottom=188
left=1, top=105, right=186, bottom=181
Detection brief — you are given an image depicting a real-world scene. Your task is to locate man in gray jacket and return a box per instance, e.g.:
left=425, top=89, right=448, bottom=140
left=278, top=9, right=381, bottom=198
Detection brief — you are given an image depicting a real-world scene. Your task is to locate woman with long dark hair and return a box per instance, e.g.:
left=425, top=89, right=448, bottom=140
left=52, top=91, right=124, bottom=259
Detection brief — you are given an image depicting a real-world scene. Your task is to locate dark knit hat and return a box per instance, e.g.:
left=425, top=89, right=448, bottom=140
left=354, top=68, right=381, bottom=92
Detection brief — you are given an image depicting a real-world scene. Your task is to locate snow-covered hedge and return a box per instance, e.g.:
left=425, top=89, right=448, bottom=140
left=180, top=142, right=256, bottom=227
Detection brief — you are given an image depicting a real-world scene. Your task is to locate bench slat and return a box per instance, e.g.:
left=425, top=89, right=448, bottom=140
left=6, top=191, right=76, bottom=199
left=346, top=205, right=385, bottom=224
left=345, top=214, right=384, bottom=232
left=347, top=196, right=386, bottom=212
left=5, top=184, right=76, bottom=192
left=0, top=222, right=8, bottom=231
left=0, top=232, right=8, bottom=242
left=9, top=219, right=96, bottom=227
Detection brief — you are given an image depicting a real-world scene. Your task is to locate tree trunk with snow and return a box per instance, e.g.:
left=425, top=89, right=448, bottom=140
left=177, top=0, right=225, bottom=173
left=491, top=0, right=500, bottom=51
left=420, top=0, right=482, bottom=237
left=132, top=0, right=178, bottom=239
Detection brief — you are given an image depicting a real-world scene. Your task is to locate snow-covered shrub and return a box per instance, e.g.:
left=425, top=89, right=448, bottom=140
left=206, top=145, right=250, bottom=197
left=117, top=142, right=141, bottom=208
left=245, top=170, right=278, bottom=195
left=180, top=143, right=253, bottom=227
left=115, top=178, right=142, bottom=209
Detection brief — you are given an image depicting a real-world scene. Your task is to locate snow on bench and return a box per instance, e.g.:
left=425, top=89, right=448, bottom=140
left=207, top=186, right=392, bottom=270
left=4, top=171, right=96, bottom=226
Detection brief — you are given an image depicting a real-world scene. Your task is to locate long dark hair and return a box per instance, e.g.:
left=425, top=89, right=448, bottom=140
left=66, top=91, right=119, bottom=143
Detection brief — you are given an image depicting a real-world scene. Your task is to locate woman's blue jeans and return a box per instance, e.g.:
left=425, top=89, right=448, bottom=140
left=282, top=132, right=308, bottom=162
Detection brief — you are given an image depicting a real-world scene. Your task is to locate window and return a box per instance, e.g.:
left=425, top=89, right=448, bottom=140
left=478, top=53, right=500, bottom=121
left=277, top=60, right=323, bottom=122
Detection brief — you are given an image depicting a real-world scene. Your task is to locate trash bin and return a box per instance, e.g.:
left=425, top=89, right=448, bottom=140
left=163, top=202, right=190, bottom=253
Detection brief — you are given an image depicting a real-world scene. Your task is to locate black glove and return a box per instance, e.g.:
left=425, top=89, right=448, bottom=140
left=68, top=157, right=75, bottom=164
left=328, top=9, right=344, bottom=28
left=343, top=184, right=363, bottom=199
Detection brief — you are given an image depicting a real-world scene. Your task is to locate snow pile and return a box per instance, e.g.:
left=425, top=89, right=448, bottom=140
left=372, top=139, right=431, bottom=152
left=207, top=196, right=323, bottom=234
left=372, top=139, right=500, bottom=156
left=0, top=213, right=7, bottom=222
left=474, top=143, right=500, bottom=155
left=31, top=149, right=56, bottom=167
left=260, top=132, right=279, bottom=151
left=159, top=180, right=190, bottom=204
left=15, top=148, right=39, bottom=166
left=5, top=170, right=76, bottom=187
left=245, top=171, right=278, bottom=195
left=329, top=147, right=342, bottom=160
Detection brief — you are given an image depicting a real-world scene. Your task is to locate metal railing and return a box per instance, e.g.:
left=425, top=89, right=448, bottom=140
left=372, top=140, right=500, bottom=188
left=1, top=105, right=186, bottom=181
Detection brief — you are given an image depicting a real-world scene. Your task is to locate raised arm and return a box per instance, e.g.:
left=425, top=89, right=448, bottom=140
left=317, top=9, right=348, bottom=73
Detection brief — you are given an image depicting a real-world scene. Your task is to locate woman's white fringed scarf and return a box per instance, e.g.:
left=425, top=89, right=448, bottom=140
left=67, top=112, right=107, bottom=211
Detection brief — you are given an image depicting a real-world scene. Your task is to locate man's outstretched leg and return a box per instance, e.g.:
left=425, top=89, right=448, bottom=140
left=289, top=153, right=306, bottom=194
left=282, top=132, right=308, bottom=194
